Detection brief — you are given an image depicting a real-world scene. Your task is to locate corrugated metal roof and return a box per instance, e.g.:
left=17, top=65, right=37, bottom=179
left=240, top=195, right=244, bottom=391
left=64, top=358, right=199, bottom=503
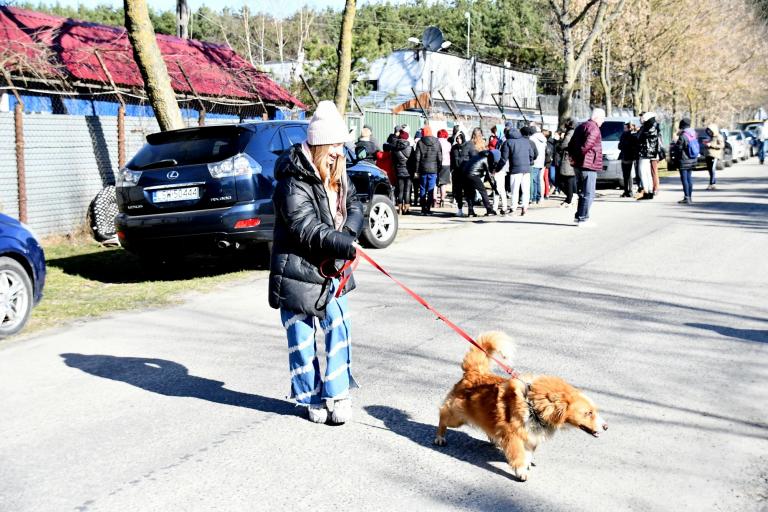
left=0, top=6, right=305, bottom=108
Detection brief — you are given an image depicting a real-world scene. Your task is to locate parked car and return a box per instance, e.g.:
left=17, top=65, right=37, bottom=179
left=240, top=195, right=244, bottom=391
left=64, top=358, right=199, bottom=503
left=115, top=121, right=399, bottom=260
left=0, top=213, right=46, bottom=338
left=667, top=127, right=733, bottom=171
left=727, top=130, right=749, bottom=161
left=598, top=117, right=639, bottom=188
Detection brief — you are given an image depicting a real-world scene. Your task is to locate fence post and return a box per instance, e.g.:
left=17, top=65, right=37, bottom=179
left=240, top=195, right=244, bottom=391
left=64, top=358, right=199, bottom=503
left=3, top=70, right=26, bottom=222
left=118, top=104, right=126, bottom=168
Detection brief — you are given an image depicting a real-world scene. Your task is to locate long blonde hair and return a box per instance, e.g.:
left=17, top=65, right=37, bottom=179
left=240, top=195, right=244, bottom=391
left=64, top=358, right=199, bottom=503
left=309, top=144, right=345, bottom=193
left=471, top=127, right=487, bottom=151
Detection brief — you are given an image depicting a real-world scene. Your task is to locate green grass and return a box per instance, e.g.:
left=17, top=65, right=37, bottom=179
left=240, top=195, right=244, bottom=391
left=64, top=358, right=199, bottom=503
left=17, top=237, right=266, bottom=338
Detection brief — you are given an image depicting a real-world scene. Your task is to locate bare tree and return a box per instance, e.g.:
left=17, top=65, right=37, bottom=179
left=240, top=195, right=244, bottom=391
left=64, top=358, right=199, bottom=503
left=548, top=0, right=627, bottom=127
left=124, top=0, right=184, bottom=131
left=334, top=0, right=356, bottom=114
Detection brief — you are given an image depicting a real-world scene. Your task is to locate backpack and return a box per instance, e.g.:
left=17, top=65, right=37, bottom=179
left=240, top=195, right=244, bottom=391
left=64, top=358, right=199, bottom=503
left=683, top=131, right=700, bottom=159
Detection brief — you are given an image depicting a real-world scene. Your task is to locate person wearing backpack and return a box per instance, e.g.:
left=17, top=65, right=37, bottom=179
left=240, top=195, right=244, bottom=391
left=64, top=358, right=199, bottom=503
left=675, top=118, right=699, bottom=204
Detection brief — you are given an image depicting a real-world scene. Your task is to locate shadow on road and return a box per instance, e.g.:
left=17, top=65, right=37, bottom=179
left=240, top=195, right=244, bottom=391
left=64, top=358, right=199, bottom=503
left=686, top=322, right=768, bottom=344
left=365, top=405, right=520, bottom=482
left=47, top=248, right=268, bottom=284
left=60, top=354, right=295, bottom=416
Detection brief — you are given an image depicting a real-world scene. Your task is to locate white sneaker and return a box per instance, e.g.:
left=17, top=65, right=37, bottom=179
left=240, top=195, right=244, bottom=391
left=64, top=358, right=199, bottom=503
left=456, top=208, right=464, bottom=217
left=306, top=404, right=328, bottom=424
left=328, top=398, right=352, bottom=424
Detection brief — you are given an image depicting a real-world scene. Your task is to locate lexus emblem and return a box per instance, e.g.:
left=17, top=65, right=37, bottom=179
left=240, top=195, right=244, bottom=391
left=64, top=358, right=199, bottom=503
left=167, top=170, right=179, bottom=180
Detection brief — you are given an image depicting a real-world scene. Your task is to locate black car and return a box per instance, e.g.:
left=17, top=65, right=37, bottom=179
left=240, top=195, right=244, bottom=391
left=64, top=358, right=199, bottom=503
left=115, top=121, right=398, bottom=259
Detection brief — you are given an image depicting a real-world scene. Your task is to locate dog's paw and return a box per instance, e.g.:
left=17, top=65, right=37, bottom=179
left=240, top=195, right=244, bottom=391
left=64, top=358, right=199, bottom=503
left=433, top=435, right=447, bottom=447
left=513, top=467, right=529, bottom=482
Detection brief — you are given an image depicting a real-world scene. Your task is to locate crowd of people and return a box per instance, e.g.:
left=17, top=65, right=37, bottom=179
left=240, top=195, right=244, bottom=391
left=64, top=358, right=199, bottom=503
left=376, top=108, right=608, bottom=226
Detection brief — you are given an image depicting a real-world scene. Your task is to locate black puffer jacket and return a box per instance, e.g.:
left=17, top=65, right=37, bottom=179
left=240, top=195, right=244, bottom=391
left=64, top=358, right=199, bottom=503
left=450, top=137, right=477, bottom=172
left=414, top=135, right=442, bottom=174
left=269, top=144, right=364, bottom=318
left=638, top=119, right=661, bottom=160
left=389, top=138, right=412, bottom=178
left=463, top=150, right=495, bottom=180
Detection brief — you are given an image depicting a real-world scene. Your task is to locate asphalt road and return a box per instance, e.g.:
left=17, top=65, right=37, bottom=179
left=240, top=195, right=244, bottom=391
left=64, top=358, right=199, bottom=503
left=2, top=161, right=767, bottom=512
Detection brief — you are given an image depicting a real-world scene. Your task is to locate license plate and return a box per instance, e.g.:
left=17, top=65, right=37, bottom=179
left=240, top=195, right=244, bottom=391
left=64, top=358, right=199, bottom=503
left=153, top=187, right=199, bottom=203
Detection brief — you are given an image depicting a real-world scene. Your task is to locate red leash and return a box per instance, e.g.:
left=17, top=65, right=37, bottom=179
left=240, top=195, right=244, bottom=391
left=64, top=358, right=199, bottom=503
left=324, top=247, right=518, bottom=378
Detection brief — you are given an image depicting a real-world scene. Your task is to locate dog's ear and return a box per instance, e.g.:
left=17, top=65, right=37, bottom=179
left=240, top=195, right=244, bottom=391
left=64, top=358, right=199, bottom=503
left=538, top=392, right=567, bottom=425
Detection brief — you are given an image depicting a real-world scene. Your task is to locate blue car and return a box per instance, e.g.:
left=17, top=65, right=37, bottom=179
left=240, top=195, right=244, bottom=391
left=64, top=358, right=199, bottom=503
left=0, top=213, right=46, bottom=338
left=115, top=120, right=398, bottom=259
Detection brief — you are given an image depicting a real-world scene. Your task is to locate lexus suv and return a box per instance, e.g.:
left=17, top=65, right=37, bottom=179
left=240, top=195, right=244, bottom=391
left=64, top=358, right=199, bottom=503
left=114, top=121, right=398, bottom=259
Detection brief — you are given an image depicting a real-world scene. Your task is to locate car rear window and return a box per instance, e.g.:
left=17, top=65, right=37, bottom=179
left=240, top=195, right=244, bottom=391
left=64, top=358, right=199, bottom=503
left=128, top=128, right=245, bottom=169
left=600, top=121, right=625, bottom=142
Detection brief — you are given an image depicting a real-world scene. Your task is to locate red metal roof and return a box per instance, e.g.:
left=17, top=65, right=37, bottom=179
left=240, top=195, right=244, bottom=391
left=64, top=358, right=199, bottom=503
left=0, top=6, right=305, bottom=109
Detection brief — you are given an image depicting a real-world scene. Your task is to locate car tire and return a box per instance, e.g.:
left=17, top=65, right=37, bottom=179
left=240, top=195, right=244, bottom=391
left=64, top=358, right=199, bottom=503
left=0, top=256, right=34, bottom=339
left=360, top=194, right=398, bottom=249
left=87, top=186, right=119, bottom=242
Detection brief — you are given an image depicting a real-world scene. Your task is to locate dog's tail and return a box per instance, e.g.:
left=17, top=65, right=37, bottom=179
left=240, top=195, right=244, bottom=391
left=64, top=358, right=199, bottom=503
left=461, top=331, right=515, bottom=375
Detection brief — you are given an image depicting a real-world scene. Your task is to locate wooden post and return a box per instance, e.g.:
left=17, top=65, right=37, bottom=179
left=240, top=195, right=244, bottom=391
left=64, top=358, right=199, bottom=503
left=411, top=87, right=429, bottom=121
left=491, top=93, right=507, bottom=121
left=438, top=90, right=459, bottom=121
left=467, top=90, right=483, bottom=120
left=177, top=62, right=206, bottom=126
left=300, top=74, right=318, bottom=107
left=95, top=50, right=127, bottom=168
left=3, top=70, right=26, bottom=223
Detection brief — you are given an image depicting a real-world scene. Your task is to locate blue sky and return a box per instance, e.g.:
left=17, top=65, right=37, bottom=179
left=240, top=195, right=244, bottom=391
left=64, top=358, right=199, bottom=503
left=49, top=1, right=383, bottom=19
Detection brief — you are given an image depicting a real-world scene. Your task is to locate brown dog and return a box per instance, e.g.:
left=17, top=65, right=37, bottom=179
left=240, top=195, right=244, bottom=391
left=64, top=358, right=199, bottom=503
left=434, top=331, right=607, bottom=481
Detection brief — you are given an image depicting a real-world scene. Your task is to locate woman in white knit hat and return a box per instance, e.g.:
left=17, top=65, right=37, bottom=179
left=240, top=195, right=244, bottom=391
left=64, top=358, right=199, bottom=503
left=268, top=100, right=364, bottom=425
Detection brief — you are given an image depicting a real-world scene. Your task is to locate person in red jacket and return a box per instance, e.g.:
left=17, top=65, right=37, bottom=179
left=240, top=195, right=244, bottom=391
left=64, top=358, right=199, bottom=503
left=568, top=108, right=605, bottom=227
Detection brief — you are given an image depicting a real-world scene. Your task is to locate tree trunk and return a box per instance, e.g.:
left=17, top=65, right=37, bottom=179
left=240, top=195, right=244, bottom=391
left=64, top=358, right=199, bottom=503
left=243, top=5, right=254, bottom=66
left=334, top=0, right=356, bottom=115
left=558, top=24, right=577, bottom=127
left=631, top=67, right=646, bottom=115
left=599, top=36, right=612, bottom=116
left=176, top=0, right=189, bottom=39
left=125, top=0, right=184, bottom=131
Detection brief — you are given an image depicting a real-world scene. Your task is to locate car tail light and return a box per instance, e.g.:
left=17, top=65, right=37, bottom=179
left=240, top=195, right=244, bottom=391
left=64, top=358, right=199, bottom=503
left=116, top=167, right=142, bottom=187
left=208, top=153, right=262, bottom=179
left=234, top=218, right=261, bottom=229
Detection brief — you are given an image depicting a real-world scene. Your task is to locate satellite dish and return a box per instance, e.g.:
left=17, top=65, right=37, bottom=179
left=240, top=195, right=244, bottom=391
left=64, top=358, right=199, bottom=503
left=422, top=26, right=445, bottom=52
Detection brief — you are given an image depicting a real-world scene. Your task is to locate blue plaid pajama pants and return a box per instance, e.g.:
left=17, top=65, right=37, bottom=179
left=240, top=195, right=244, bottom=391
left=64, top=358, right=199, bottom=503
left=280, top=281, right=356, bottom=406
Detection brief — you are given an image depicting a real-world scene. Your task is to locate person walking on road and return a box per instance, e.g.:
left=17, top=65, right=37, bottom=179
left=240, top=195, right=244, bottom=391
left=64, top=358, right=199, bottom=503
left=675, top=117, right=698, bottom=204
left=414, top=125, right=442, bottom=215
left=704, top=124, right=724, bottom=190
left=568, top=108, right=605, bottom=226
left=269, top=100, right=363, bottom=425
left=557, top=119, right=577, bottom=208
left=497, top=125, right=534, bottom=216
left=618, top=121, right=640, bottom=197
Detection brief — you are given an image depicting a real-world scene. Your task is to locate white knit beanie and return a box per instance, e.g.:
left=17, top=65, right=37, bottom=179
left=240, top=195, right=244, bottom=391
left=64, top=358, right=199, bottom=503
left=307, top=100, right=350, bottom=145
